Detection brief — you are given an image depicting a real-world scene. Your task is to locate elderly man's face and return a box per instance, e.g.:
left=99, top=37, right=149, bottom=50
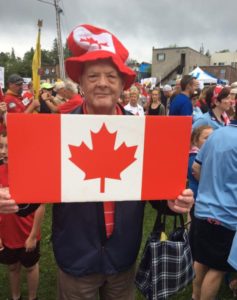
left=80, top=59, right=124, bottom=114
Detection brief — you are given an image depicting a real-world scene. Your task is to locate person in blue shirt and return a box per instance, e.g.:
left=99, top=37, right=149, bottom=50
left=169, top=75, right=199, bottom=116
left=191, top=107, right=237, bottom=300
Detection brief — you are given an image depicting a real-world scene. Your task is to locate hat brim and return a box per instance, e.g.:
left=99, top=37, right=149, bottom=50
left=9, top=80, right=24, bottom=85
left=65, top=51, right=136, bottom=90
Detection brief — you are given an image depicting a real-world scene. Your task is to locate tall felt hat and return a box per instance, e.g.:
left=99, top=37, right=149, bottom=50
left=65, top=24, right=136, bottom=90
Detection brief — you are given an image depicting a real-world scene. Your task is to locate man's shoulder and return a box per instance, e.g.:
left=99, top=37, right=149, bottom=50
left=4, top=93, right=19, bottom=102
left=173, top=93, right=189, bottom=102
left=124, top=103, right=130, bottom=110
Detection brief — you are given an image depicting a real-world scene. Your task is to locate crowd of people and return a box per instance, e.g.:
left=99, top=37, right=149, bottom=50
left=0, top=23, right=236, bottom=300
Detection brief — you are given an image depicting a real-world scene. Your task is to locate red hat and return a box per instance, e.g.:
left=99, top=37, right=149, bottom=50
left=65, top=24, right=136, bottom=90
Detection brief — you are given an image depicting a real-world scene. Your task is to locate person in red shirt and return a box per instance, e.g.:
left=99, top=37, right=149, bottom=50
left=4, top=74, right=40, bottom=113
left=0, top=132, right=45, bottom=300
left=41, top=80, right=83, bottom=113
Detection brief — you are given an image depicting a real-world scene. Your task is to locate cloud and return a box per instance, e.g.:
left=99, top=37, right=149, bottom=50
left=0, top=0, right=236, bottom=61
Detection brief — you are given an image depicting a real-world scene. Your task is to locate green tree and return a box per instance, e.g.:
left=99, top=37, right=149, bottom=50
left=205, top=49, right=211, bottom=57
left=217, top=49, right=230, bottom=53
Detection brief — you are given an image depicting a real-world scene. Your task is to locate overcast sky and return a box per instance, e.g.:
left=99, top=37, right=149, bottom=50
left=0, top=0, right=236, bottom=63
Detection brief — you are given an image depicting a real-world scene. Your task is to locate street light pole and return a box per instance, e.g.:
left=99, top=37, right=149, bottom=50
left=37, top=0, right=65, bottom=80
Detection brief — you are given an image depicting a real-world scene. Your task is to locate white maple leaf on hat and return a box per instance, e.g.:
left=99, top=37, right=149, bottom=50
left=73, top=26, right=116, bottom=54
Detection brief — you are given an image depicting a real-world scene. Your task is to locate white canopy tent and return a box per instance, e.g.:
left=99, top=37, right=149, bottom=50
left=189, top=67, right=217, bottom=84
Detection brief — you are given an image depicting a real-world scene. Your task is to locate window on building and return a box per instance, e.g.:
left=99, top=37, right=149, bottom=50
left=157, top=53, right=165, bottom=61
left=220, top=69, right=226, bottom=79
left=213, top=63, right=217, bottom=66
left=218, top=62, right=225, bottom=66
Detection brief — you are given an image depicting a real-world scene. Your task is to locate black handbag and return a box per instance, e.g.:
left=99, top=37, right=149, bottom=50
left=135, top=210, right=195, bottom=300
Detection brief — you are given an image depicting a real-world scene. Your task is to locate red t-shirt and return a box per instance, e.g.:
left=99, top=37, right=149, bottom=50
left=0, top=164, right=40, bottom=248
left=58, top=94, right=83, bottom=114
left=4, top=91, right=32, bottom=113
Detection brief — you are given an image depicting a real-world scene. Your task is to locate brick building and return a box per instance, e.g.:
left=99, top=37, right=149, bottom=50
left=201, top=65, right=237, bottom=84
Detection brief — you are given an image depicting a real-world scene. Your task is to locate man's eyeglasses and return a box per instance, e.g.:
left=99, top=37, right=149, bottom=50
left=15, top=82, right=23, bottom=86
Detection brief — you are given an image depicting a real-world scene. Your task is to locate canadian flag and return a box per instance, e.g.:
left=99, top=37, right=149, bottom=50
left=7, top=114, right=192, bottom=203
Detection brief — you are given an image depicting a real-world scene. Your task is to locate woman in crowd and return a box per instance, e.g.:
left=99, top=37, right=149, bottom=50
left=192, top=85, right=232, bottom=130
left=147, top=88, right=165, bottom=116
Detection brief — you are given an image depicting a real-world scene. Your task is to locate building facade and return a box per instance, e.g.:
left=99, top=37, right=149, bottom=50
left=201, top=65, right=237, bottom=85
left=151, top=47, right=210, bottom=84
left=211, top=52, right=237, bottom=68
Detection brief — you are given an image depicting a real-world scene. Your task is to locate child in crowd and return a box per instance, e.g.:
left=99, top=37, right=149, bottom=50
left=188, top=125, right=213, bottom=210
left=0, top=132, right=45, bottom=300
left=187, top=125, right=213, bottom=300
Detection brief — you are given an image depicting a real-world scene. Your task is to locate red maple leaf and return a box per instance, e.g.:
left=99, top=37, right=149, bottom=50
left=68, top=123, right=138, bottom=193
left=79, top=37, right=108, bottom=49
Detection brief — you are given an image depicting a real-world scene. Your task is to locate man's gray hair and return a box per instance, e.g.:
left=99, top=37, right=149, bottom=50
left=54, top=81, right=66, bottom=92
left=65, top=80, right=78, bottom=94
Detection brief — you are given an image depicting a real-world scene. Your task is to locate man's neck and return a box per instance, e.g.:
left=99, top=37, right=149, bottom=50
left=129, top=102, right=138, bottom=107
left=181, top=91, right=190, bottom=98
left=6, top=89, right=19, bottom=96
left=85, top=103, right=117, bottom=115
left=212, top=107, right=224, bottom=121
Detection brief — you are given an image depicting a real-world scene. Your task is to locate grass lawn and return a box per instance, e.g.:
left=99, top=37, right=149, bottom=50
left=0, top=204, right=234, bottom=299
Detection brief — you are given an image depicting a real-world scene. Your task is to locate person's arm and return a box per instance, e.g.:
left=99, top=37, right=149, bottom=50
left=150, top=188, right=194, bottom=215
left=192, top=161, right=201, bottom=181
left=0, top=102, right=7, bottom=116
left=0, top=237, right=4, bottom=251
left=45, top=100, right=59, bottom=113
left=0, top=188, right=39, bottom=216
left=167, top=188, right=194, bottom=214
left=41, top=93, right=59, bottom=113
left=160, top=104, right=166, bottom=115
left=25, top=204, right=45, bottom=252
left=0, top=188, right=19, bottom=214
left=24, top=99, right=40, bottom=113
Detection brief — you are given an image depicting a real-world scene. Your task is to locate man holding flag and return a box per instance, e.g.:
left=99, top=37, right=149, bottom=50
left=0, top=24, right=193, bottom=300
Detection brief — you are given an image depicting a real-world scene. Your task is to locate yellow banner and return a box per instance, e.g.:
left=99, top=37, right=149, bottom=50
left=32, top=23, right=41, bottom=100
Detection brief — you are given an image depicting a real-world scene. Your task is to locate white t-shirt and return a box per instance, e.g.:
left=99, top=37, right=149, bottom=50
left=124, top=103, right=144, bottom=116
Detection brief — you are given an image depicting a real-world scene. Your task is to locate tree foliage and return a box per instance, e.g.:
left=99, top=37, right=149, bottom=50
left=217, top=49, right=230, bottom=53
left=0, top=39, right=67, bottom=85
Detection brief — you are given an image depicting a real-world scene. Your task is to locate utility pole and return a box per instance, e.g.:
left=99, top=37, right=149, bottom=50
left=54, top=0, right=65, bottom=80
left=37, top=0, right=65, bottom=80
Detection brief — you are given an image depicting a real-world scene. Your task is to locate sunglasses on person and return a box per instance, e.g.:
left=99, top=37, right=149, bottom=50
left=15, top=82, right=23, bottom=86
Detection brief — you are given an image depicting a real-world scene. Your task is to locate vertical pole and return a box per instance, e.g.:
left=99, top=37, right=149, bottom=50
left=54, top=0, right=65, bottom=80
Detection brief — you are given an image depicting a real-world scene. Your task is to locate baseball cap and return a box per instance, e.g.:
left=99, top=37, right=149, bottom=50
left=65, top=24, right=136, bottom=90
left=41, top=82, right=54, bottom=90
left=7, top=74, right=24, bottom=85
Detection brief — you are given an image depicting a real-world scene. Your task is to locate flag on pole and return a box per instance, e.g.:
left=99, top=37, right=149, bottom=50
left=7, top=114, right=192, bottom=203
left=32, top=20, right=42, bottom=100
